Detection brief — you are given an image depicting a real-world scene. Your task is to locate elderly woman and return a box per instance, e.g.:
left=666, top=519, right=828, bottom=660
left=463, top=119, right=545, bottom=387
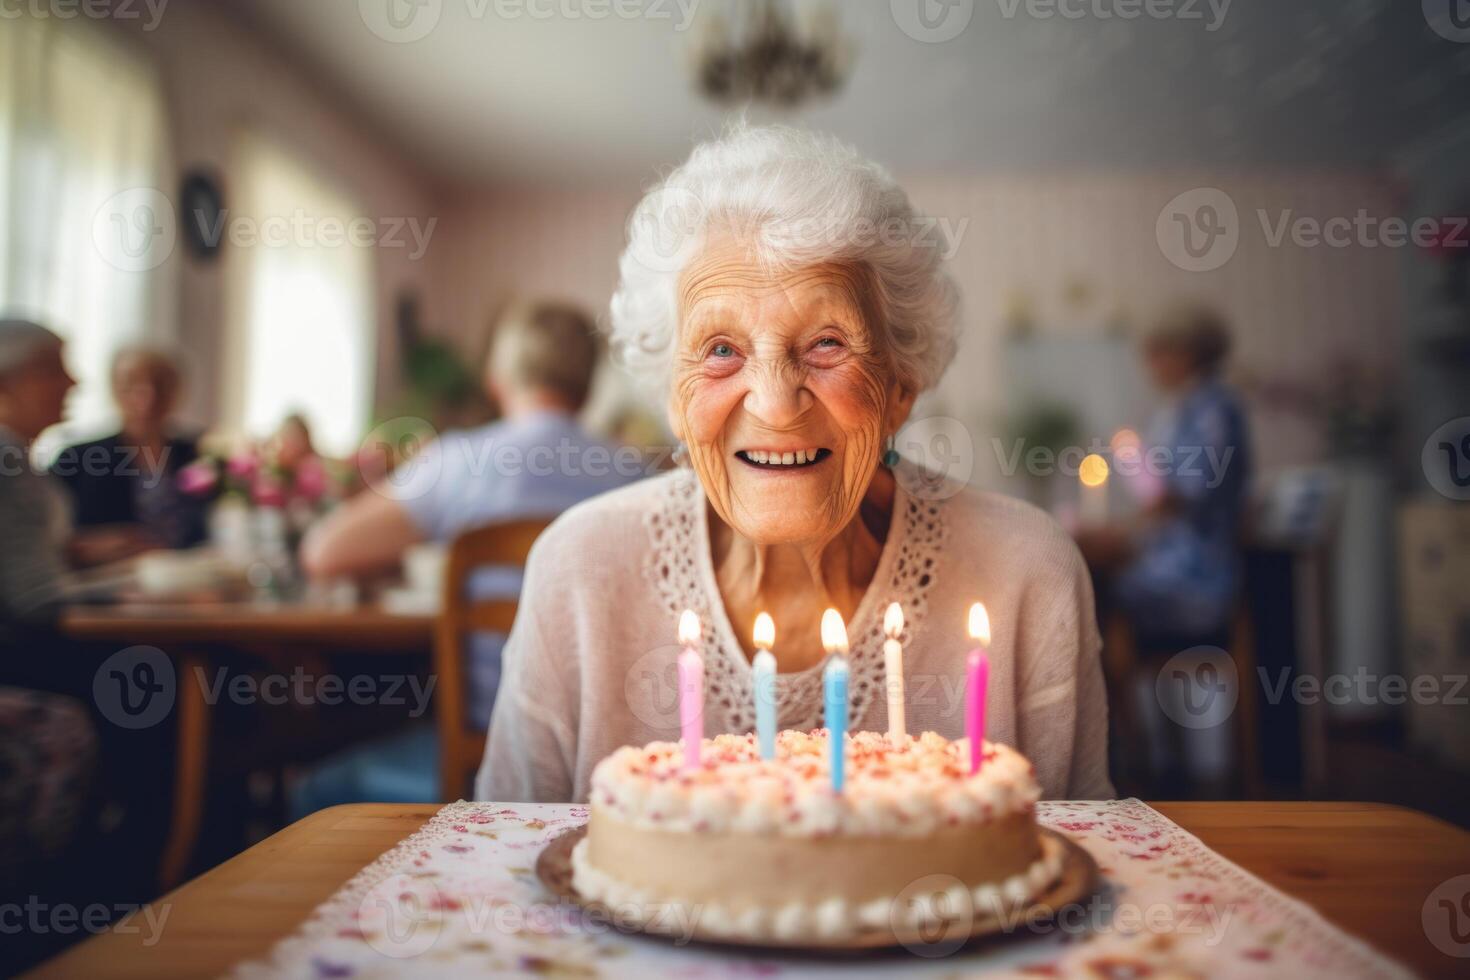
left=477, top=125, right=1113, bottom=803
left=1081, top=305, right=1253, bottom=639
left=51, top=347, right=207, bottom=553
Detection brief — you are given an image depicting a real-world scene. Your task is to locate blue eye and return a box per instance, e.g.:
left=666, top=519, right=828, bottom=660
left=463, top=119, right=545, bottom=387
left=815, top=337, right=842, bottom=348
left=711, top=343, right=735, bottom=358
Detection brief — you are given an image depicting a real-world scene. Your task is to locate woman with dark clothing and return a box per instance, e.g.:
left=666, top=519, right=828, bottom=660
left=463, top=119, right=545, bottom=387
left=50, top=347, right=207, bottom=555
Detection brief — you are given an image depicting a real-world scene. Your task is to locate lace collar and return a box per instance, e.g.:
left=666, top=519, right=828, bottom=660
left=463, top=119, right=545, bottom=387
left=643, top=466, right=948, bottom=734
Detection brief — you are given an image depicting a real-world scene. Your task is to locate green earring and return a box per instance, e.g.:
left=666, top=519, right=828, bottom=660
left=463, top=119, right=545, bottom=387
left=882, top=437, right=900, bottom=468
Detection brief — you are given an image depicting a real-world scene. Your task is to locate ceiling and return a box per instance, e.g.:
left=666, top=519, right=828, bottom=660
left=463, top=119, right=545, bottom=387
left=231, top=0, right=1470, bottom=185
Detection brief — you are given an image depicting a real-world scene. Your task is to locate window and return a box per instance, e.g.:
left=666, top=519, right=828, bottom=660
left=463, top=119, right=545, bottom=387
left=0, top=12, right=173, bottom=447
left=225, top=134, right=375, bottom=457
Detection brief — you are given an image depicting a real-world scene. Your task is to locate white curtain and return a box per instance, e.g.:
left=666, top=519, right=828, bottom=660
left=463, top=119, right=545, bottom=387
left=224, top=133, right=375, bottom=457
left=0, top=12, right=174, bottom=448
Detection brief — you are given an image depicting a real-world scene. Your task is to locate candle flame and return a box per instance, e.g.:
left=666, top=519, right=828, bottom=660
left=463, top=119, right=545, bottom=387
left=820, top=608, right=849, bottom=654
left=753, top=611, right=775, bottom=650
left=968, top=602, right=991, bottom=644
left=678, top=609, right=701, bottom=646
left=1079, top=453, right=1109, bottom=488
left=883, top=602, right=904, bottom=638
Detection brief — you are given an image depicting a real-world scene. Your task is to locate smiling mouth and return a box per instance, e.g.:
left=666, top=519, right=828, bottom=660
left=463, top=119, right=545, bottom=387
left=735, top=448, right=832, bottom=469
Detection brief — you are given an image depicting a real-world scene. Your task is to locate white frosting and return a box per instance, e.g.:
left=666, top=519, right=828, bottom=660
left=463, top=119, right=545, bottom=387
left=570, top=832, right=1068, bottom=942
left=589, top=729, right=1040, bottom=837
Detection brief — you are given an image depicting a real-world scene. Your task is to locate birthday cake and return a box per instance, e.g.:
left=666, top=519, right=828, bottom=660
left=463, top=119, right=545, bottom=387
left=569, top=729, right=1066, bottom=942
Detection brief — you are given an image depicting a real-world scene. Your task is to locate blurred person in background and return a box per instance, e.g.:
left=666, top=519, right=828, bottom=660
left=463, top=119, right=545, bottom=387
left=293, top=300, right=637, bottom=812
left=271, top=411, right=317, bottom=471
left=0, top=320, right=168, bottom=924
left=51, top=347, right=207, bottom=557
left=1077, top=305, right=1253, bottom=640
left=0, top=319, right=80, bottom=623
left=1076, top=305, right=1252, bottom=793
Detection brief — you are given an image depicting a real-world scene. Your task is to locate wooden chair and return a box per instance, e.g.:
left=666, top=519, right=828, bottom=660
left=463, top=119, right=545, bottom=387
left=434, top=517, right=553, bottom=801
left=1103, top=597, right=1261, bottom=798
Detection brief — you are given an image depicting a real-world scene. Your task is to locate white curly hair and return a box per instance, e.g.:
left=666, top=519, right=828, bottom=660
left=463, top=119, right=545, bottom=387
left=608, top=123, right=960, bottom=395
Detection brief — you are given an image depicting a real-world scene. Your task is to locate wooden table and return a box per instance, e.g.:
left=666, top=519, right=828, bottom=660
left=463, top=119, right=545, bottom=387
left=58, top=603, right=434, bottom=890
left=61, top=603, right=435, bottom=649
left=29, top=802, right=1470, bottom=979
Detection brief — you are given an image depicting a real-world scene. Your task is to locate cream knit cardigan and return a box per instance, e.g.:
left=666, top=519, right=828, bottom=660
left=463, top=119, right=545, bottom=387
left=476, top=466, right=1115, bottom=803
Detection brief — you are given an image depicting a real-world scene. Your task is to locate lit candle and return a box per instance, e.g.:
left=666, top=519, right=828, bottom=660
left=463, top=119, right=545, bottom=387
left=752, top=612, right=777, bottom=760
left=966, top=602, right=991, bottom=774
left=821, top=608, right=850, bottom=793
left=677, top=609, right=703, bottom=770
left=883, top=602, right=906, bottom=742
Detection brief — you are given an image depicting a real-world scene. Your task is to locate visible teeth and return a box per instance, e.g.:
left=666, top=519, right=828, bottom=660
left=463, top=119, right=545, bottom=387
left=743, top=449, right=826, bottom=466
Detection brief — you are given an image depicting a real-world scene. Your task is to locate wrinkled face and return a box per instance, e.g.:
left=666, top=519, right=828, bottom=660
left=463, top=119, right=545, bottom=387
left=670, top=239, right=913, bottom=547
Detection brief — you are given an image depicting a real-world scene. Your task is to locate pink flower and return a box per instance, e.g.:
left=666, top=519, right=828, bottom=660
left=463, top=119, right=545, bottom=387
left=294, top=455, right=328, bottom=501
left=252, top=472, right=287, bottom=508
left=226, top=450, right=259, bottom=480
left=177, top=461, right=218, bottom=496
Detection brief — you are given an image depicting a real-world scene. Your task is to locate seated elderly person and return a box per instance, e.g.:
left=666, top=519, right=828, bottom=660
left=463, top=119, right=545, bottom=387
left=51, top=347, right=206, bottom=555
left=477, top=125, right=1113, bottom=803
left=0, top=319, right=80, bottom=622
left=293, top=301, right=634, bottom=813
left=0, top=323, right=170, bottom=905
left=1077, top=305, right=1253, bottom=641
left=302, top=300, right=633, bottom=587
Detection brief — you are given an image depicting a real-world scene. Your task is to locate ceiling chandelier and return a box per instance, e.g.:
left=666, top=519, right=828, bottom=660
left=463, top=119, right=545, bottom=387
left=689, top=0, right=852, bottom=109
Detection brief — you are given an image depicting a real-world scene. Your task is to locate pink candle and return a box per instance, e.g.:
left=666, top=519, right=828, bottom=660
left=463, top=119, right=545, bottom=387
left=966, top=602, right=991, bottom=774
left=677, top=609, right=703, bottom=769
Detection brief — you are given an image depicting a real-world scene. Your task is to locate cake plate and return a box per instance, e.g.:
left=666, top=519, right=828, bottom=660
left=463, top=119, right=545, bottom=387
left=535, top=824, right=1100, bottom=952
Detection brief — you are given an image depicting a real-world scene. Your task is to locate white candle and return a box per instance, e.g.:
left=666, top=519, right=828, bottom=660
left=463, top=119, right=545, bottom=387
left=883, top=602, right=906, bottom=742
left=752, top=612, right=777, bottom=760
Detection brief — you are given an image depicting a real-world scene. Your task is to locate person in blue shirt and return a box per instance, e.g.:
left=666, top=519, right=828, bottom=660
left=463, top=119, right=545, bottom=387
left=294, top=301, right=639, bottom=812
left=1080, top=305, right=1253, bottom=640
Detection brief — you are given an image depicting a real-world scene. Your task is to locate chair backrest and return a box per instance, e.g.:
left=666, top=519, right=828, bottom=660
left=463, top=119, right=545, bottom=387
left=434, top=517, right=552, bottom=801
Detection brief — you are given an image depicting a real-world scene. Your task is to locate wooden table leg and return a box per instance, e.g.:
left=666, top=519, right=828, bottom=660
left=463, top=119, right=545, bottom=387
left=159, top=650, right=210, bottom=892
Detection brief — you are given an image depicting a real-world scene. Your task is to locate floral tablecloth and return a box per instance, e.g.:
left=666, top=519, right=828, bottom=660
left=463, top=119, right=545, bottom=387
left=235, top=799, right=1409, bottom=979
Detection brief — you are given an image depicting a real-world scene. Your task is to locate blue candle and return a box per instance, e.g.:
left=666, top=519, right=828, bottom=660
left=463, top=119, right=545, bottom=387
left=821, top=608, right=850, bottom=793
left=752, top=612, right=777, bottom=760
